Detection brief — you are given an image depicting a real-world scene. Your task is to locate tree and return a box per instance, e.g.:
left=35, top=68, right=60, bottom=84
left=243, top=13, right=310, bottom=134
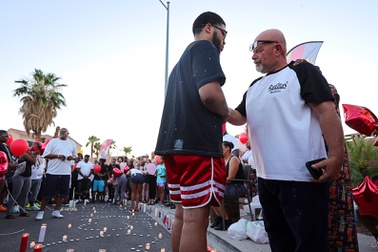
left=121, top=146, right=133, bottom=156
left=346, top=135, right=378, bottom=186
left=94, top=142, right=101, bottom=159
left=86, top=135, right=100, bottom=158
left=13, top=69, right=67, bottom=140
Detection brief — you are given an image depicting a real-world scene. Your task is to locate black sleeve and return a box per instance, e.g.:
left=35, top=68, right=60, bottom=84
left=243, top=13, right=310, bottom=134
left=290, top=61, right=333, bottom=104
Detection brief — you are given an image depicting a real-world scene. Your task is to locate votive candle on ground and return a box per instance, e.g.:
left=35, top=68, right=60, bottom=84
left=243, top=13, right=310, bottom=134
left=38, top=224, right=47, bottom=243
left=20, top=233, right=29, bottom=252
left=34, top=243, right=43, bottom=252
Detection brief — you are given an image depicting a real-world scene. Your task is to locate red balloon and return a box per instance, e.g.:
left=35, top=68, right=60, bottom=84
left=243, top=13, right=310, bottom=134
left=239, top=132, right=248, bottom=144
left=155, top=155, right=162, bottom=165
left=5, top=134, right=13, bottom=146
left=94, top=164, right=101, bottom=173
left=10, top=139, right=29, bottom=157
left=113, top=168, right=122, bottom=178
left=0, top=151, right=8, bottom=178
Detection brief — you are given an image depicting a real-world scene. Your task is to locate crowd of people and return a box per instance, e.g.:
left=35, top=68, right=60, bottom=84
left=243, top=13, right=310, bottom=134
left=2, top=10, right=378, bottom=252
left=0, top=128, right=171, bottom=221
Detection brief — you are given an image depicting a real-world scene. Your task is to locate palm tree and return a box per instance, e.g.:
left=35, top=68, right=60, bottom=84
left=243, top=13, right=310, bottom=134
left=94, top=142, right=101, bottom=159
left=346, top=135, right=378, bottom=186
left=121, top=146, right=133, bottom=156
left=13, top=69, right=67, bottom=140
left=86, top=135, right=100, bottom=158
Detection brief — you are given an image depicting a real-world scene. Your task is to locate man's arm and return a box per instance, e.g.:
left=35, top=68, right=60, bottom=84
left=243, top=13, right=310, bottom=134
left=309, top=101, right=345, bottom=182
left=227, top=108, right=247, bottom=126
left=198, top=82, right=229, bottom=123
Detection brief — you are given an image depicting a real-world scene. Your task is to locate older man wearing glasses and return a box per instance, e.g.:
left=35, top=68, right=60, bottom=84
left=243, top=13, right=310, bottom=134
left=228, top=29, right=345, bottom=252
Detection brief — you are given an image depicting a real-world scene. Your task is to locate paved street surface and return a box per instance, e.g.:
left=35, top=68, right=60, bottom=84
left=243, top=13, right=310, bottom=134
left=1, top=202, right=377, bottom=252
left=0, top=203, right=171, bottom=252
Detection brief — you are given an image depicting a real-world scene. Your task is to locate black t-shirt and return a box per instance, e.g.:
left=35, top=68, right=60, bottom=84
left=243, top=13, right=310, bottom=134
left=155, top=40, right=226, bottom=157
left=94, top=164, right=107, bottom=180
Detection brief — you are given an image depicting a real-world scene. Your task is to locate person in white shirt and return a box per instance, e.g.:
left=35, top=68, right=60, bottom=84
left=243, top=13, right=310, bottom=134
left=76, top=154, right=94, bottom=204
left=36, top=128, right=77, bottom=220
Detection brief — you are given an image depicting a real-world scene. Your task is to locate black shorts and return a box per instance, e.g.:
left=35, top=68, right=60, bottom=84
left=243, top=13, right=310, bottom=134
left=130, top=173, right=144, bottom=184
left=42, top=174, right=70, bottom=199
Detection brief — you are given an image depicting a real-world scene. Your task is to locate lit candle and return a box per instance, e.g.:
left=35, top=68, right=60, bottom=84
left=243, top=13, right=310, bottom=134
left=63, top=235, right=68, bottom=242
left=34, top=243, right=43, bottom=252
left=30, top=241, right=35, bottom=248
left=130, top=225, right=134, bottom=230
left=103, top=227, right=107, bottom=232
left=127, top=229, right=131, bottom=235
left=158, top=233, right=163, bottom=239
left=161, top=249, right=165, bottom=252
left=68, top=223, right=72, bottom=229
left=88, top=218, right=92, bottom=223
left=98, top=249, right=106, bottom=252
left=154, top=222, right=158, bottom=227
left=127, top=215, right=130, bottom=219
left=38, top=224, right=47, bottom=243
left=145, top=243, right=151, bottom=250
left=20, top=233, right=29, bottom=252
left=100, top=231, right=104, bottom=237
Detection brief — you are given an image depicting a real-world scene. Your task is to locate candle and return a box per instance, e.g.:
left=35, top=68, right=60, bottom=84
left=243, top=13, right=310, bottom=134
left=34, top=243, right=43, bottom=252
left=68, top=223, right=72, bottom=229
left=20, top=233, right=29, bottom=252
left=103, top=227, right=107, bottom=232
left=143, top=203, right=146, bottom=212
left=99, top=249, right=106, bottom=252
left=154, top=207, right=158, bottom=217
left=160, top=249, right=165, bottom=252
left=127, top=229, right=131, bottom=235
left=145, top=243, right=151, bottom=250
left=130, top=225, right=134, bottom=230
left=154, top=222, right=158, bottom=227
left=38, top=224, right=47, bottom=243
left=30, top=241, right=36, bottom=248
left=66, top=249, right=74, bottom=252
left=88, top=218, right=92, bottom=223
left=63, top=235, right=68, bottom=242
left=100, top=231, right=104, bottom=237
left=158, top=233, right=163, bottom=239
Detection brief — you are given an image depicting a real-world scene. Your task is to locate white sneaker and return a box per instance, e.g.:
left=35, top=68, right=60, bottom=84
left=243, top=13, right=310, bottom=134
left=84, top=199, right=90, bottom=204
left=35, top=211, right=44, bottom=220
left=11, top=205, right=20, bottom=213
left=52, top=210, right=63, bottom=218
left=75, top=199, right=81, bottom=204
left=28, top=205, right=40, bottom=211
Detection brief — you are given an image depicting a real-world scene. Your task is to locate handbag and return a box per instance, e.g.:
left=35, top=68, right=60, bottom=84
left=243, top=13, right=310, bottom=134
left=225, top=183, right=247, bottom=198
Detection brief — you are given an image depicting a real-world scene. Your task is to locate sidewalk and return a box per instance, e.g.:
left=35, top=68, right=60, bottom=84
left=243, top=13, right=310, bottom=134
left=148, top=204, right=378, bottom=252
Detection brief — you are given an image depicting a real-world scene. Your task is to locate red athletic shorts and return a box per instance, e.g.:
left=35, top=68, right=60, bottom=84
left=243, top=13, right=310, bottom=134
left=163, top=154, right=226, bottom=209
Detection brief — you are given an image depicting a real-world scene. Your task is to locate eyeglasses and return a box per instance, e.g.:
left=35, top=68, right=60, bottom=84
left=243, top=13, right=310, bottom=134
left=213, top=25, right=227, bottom=39
left=249, top=40, right=279, bottom=52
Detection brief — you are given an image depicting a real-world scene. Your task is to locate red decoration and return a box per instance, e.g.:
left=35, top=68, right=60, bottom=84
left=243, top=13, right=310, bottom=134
left=0, top=151, right=8, bottom=178
left=222, top=123, right=226, bottom=135
left=239, top=132, right=248, bottom=144
left=352, top=176, right=378, bottom=216
left=41, top=139, right=50, bottom=155
left=10, top=139, right=29, bottom=157
left=113, top=168, right=122, bottom=178
left=5, top=133, right=13, bottom=146
left=155, top=155, right=162, bottom=165
left=342, top=104, right=378, bottom=136
left=94, top=165, right=101, bottom=173
left=19, top=233, right=29, bottom=252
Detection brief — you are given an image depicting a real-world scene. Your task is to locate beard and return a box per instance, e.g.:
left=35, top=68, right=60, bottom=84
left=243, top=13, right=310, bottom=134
left=255, top=64, right=264, bottom=73
left=211, top=31, right=222, bottom=53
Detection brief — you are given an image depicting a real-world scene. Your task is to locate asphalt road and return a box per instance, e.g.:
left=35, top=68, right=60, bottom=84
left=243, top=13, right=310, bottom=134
left=0, top=203, right=171, bottom=252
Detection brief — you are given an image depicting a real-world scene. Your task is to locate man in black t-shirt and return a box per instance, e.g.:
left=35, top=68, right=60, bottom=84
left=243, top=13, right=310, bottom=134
left=155, top=11, right=230, bottom=252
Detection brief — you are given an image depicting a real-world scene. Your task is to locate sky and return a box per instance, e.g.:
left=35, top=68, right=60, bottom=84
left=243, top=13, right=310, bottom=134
left=1, top=0, right=377, bottom=157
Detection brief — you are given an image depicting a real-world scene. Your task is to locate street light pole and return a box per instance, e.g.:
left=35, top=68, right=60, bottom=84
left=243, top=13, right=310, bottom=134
left=159, top=0, right=170, bottom=96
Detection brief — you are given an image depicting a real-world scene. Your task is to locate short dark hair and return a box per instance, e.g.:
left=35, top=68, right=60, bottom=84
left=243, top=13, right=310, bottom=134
left=371, top=174, right=378, bottom=181
left=223, top=141, right=234, bottom=150
left=85, top=154, right=90, bottom=158
left=192, top=11, right=225, bottom=35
